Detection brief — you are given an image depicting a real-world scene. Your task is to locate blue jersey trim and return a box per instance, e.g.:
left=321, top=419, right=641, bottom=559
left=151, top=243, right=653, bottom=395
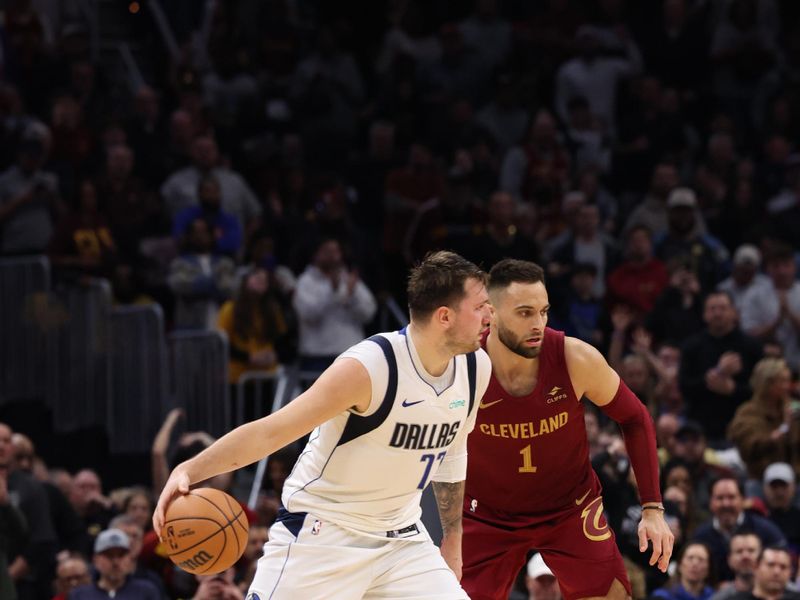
left=337, top=334, right=399, bottom=446
left=466, top=351, right=477, bottom=413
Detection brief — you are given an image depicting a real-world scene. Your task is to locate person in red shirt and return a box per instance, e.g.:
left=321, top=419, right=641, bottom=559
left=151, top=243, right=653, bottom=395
left=462, top=259, right=673, bottom=600
left=606, top=225, right=668, bottom=317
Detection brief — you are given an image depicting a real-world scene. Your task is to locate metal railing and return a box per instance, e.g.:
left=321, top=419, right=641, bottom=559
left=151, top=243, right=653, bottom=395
left=108, top=303, right=169, bottom=453
left=0, top=256, right=51, bottom=404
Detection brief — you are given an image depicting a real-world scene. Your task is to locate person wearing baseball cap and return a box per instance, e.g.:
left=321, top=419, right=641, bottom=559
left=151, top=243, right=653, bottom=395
left=69, top=528, right=160, bottom=599
left=762, top=463, right=800, bottom=550
left=718, top=244, right=771, bottom=312
left=525, top=553, right=561, bottom=600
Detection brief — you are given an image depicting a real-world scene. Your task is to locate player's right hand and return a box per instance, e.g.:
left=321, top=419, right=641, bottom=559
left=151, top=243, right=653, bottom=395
left=153, top=468, right=191, bottom=539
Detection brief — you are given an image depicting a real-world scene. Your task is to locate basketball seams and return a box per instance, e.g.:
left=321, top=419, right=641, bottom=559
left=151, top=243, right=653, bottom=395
left=164, top=489, right=249, bottom=575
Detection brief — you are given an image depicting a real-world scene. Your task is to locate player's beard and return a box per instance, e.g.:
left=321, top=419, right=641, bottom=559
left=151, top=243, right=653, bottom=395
left=444, top=325, right=481, bottom=355
left=496, top=320, right=541, bottom=359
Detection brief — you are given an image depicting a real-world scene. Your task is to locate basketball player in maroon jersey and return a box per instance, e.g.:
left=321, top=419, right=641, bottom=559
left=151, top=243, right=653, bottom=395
left=461, top=259, right=673, bottom=600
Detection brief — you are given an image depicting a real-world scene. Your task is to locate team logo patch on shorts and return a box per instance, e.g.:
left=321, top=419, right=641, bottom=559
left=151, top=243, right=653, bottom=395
left=580, top=496, right=612, bottom=542
left=246, top=593, right=261, bottom=600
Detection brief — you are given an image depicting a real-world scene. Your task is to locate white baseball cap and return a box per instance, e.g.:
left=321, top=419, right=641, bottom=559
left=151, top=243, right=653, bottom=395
left=764, top=462, right=795, bottom=485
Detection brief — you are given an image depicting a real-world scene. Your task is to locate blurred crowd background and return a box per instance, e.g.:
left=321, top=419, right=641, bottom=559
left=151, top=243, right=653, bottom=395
left=2, top=0, right=800, bottom=598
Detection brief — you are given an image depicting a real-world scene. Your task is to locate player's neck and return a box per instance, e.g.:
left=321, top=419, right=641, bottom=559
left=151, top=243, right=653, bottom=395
left=406, top=323, right=452, bottom=377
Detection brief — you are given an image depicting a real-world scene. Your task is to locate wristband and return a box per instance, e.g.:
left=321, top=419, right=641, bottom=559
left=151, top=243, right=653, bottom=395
left=642, top=504, right=665, bottom=512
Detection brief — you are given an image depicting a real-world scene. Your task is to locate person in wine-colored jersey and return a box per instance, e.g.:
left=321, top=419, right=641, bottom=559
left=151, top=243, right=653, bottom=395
left=461, top=259, right=673, bottom=600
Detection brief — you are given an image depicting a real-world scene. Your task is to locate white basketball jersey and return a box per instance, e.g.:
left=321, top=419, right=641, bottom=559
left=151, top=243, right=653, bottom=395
left=281, top=328, right=491, bottom=534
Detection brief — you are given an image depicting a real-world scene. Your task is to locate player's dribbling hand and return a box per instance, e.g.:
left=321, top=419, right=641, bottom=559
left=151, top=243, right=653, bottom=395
left=638, top=510, right=674, bottom=573
left=153, top=468, right=191, bottom=539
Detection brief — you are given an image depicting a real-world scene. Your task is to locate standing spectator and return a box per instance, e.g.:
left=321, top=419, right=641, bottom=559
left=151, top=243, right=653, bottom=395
left=525, top=553, right=561, bottom=600
left=727, top=359, right=800, bottom=482
left=124, top=86, right=167, bottom=185
left=69, top=529, right=160, bottom=599
left=458, top=0, right=511, bottom=70
left=1, top=421, right=57, bottom=600
left=167, top=218, right=237, bottom=330
left=710, top=532, right=761, bottom=599
left=624, top=162, right=680, bottom=238
left=654, top=188, right=729, bottom=293
left=740, top=244, right=800, bottom=372
left=217, top=267, right=287, bottom=384
left=172, top=175, right=243, bottom=258
left=718, top=245, right=772, bottom=314
left=761, top=463, right=800, bottom=555
left=728, top=546, right=800, bottom=600
left=68, top=469, right=115, bottom=558
left=554, top=25, right=642, bottom=138
left=651, top=542, right=716, bottom=600
left=607, top=225, right=669, bottom=317
left=51, top=555, right=91, bottom=600
left=160, top=135, right=262, bottom=235
left=0, top=122, right=61, bottom=255
left=693, top=478, right=785, bottom=582
left=475, top=74, right=529, bottom=156
left=679, top=291, right=763, bottom=442
left=0, top=453, right=27, bottom=600
left=293, top=237, right=377, bottom=372
left=646, top=264, right=704, bottom=348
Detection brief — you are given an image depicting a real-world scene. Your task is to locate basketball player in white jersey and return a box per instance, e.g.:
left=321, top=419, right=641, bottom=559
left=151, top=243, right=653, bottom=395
left=153, top=251, right=493, bottom=599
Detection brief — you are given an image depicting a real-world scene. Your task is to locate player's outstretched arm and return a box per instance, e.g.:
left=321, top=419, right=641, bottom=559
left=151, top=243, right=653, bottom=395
left=153, top=358, right=371, bottom=537
left=564, top=337, right=674, bottom=573
left=432, top=480, right=465, bottom=580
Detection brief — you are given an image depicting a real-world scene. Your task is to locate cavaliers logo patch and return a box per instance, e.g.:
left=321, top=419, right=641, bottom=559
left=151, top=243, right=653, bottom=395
left=580, top=496, right=612, bottom=542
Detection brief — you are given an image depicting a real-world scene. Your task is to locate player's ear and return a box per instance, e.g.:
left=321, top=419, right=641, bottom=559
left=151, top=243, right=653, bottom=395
left=434, top=305, right=452, bottom=328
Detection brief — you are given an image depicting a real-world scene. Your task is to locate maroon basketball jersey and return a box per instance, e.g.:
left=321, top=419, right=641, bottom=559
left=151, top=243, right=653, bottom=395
left=465, top=328, right=600, bottom=525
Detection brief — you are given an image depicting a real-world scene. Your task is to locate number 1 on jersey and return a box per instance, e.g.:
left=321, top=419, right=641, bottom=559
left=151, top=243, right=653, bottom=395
left=519, top=445, right=538, bottom=473
left=418, top=451, right=447, bottom=489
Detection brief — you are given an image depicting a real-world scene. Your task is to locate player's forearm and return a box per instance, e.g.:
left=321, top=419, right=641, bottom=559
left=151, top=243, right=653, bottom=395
left=432, top=480, right=465, bottom=537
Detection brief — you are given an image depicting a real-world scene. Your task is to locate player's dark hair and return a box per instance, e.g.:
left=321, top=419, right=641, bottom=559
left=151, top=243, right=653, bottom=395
left=488, top=259, right=545, bottom=292
left=407, top=251, right=486, bottom=321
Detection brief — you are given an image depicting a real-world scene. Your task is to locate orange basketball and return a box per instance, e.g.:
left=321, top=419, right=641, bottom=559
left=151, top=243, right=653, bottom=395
left=163, top=487, right=250, bottom=575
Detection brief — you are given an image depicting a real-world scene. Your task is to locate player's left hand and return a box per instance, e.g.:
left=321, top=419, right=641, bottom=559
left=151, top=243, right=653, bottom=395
left=638, top=509, right=674, bottom=573
left=440, top=534, right=463, bottom=581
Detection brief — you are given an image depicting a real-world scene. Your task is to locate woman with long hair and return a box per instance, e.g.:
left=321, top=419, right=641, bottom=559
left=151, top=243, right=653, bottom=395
left=217, top=267, right=288, bottom=383
left=727, top=357, right=800, bottom=480
left=649, top=542, right=715, bottom=600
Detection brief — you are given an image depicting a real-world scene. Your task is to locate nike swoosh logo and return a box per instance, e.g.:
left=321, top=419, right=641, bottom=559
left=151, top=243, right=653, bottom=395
left=575, top=489, right=592, bottom=506
left=479, top=399, right=504, bottom=409
left=401, top=399, right=425, bottom=407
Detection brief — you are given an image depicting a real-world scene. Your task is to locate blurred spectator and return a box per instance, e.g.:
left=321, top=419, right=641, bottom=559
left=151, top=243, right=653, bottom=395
left=646, top=264, right=704, bottom=346
left=108, top=514, right=165, bottom=597
left=1, top=421, right=57, bottom=600
left=161, top=135, right=262, bottom=235
left=0, top=122, right=61, bottom=255
left=654, top=187, right=729, bottom=293
left=241, top=230, right=296, bottom=304
left=167, top=217, right=237, bottom=330
left=68, top=469, right=115, bottom=557
left=293, top=237, right=377, bottom=372
left=624, top=162, right=680, bottom=238
left=650, top=542, right=715, bottom=600
left=11, top=433, right=85, bottom=559
left=119, top=488, right=152, bottom=533
left=548, top=203, right=618, bottom=297
left=525, top=552, right=560, bottom=600
left=69, top=528, right=160, bottom=599
left=554, top=25, right=643, bottom=137
left=458, top=0, right=511, bottom=69
left=217, top=267, right=288, bottom=383
left=740, top=244, right=800, bottom=372
left=709, top=532, right=761, bottom=598
left=727, top=546, right=800, bottom=600
left=718, top=245, right=772, bottom=314
left=461, top=190, right=539, bottom=269
left=761, top=463, right=800, bottom=555
left=124, top=86, right=168, bottom=184
left=191, top=567, right=243, bottom=600
left=110, top=263, right=155, bottom=306
left=173, top=175, right=243, bottom=257
left=94, top=143, right=163, bottom=261
left=500, top=109, right=570, bottom=205
left=48, top=179, right=117, bottom=280
left=693, top=478, right=785, bottom=582
left=0, top=447, right=27, bottom=600
left=727, top=359, right=800, bottom=482
left=235, top=525, right=268, bottom=594
left=679, top=291, right=762, bottom=442
left=607, top=225, right=668, bottom=317
left=51, top=555, right=91, bottom=600
left=475, top=74, right=528, bottom=156
left=549, top=263, right=603, bottom=346
left=671, top=423, right=735, bottom=510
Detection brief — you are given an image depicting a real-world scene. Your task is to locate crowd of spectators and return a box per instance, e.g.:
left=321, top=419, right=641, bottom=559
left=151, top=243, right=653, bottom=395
left=3, top=0, right=800, bottom=597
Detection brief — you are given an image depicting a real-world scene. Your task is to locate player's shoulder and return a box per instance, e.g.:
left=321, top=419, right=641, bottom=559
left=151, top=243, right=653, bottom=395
left=563, top=335, right=606, bottom=372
